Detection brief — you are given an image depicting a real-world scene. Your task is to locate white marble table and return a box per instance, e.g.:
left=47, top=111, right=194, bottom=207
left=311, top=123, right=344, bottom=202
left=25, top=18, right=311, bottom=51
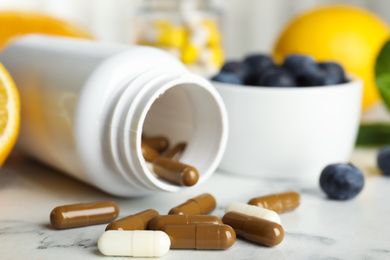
left=1, top=148, right=389, bottom=260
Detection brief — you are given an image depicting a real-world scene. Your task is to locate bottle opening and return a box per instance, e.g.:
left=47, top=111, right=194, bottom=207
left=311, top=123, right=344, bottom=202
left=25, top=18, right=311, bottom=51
left=138, top=77, right=227, bottom=191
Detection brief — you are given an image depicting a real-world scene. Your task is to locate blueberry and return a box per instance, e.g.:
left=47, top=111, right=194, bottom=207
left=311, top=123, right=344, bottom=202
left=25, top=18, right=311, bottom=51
left=221, top=61, right=241, bottom=72
left=318, top=62, right=347, bottom=84
left=297, top=68, right=328, bottom=86
left=256, top=67, right=297, bottom=87
left=319, top=163, right=364, bottom=200
left=220, top=61, right=249, bottom=81
left=211, top=72, right=243, bottom=85
left=377, top=145, right=390, bottom=176
left=282, top=54, right=317, bottom=77
left=241, top=54, right=275, bottom=85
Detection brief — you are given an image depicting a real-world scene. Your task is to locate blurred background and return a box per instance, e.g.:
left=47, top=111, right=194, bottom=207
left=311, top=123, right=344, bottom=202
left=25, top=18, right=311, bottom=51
left=0, top=0, right=389, bottom=58
left=1, top=0, right=390, bottom=121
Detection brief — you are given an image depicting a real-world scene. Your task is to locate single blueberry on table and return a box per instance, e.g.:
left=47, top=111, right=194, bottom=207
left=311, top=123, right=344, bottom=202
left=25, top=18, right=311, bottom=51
left=241, top=54, right=275, bottom=85
left=319, top=163, right=364, bottom=200
left=282, top=54, right=317, bottom=77
left=256, top=67, right=297, bottom=87
left=211, top=72, right=243, bottom=85
left=377, top=145, right=390, bottom=176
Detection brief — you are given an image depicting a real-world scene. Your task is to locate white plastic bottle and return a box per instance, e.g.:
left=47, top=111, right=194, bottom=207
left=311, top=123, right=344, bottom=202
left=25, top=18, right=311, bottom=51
left=0, top=35, right=228, bottom=197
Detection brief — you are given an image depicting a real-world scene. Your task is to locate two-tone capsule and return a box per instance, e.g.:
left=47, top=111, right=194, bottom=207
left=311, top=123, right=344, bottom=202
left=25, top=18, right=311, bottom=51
left=169, top=193, right=216, bottom=215
left=222, top=211, right=284, bottom=247
left=225, top=202, right=281, bottom=224
left=50, top=201, right=119, bottom=229
left=106, top=209, right=159, bottom=231
left=148, top=214, right=222, bottom=230
left=98, top=230, right=170, bottom=257
left=162, top=224, right=236, bottom=249
left=248, top=191, right=300, bottom=213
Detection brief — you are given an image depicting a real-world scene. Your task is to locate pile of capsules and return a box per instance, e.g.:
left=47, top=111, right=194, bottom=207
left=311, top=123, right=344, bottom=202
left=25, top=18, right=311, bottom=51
left=50, top=191, right=300, bottom=257
left=136, top=15, right=224, bottom=75
left=142, top=136, right=199, bottom=187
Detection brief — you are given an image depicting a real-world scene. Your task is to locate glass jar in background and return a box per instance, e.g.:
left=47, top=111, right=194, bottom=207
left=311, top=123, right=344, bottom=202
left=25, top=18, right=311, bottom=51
left=135, top=0, right=224, bottom=76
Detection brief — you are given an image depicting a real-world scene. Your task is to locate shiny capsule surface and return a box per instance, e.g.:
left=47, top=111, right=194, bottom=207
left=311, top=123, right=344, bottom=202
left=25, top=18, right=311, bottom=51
left=50, top=201, right=119, bottom=229
left=148, top=214, right=223, bottom=230
left=98, top=230, right=170, bottom=257
left=222, top=211, right=284, bottom=247
left=153, top=156, right=199, bottom=186
left=225, top=202, right=281, bottom=224
left=165, top=142, right=186, bottom=160
left=248, top=191, right=300, bottom=213
left=169, top=193, right=216, bottom=215
left=141, top=143, right=159, bottom=162
left=162, top=224, right=236, bottom=249
left=106, top=209, right=159, bottom=231
left=142, top=136, right=169, bottom=152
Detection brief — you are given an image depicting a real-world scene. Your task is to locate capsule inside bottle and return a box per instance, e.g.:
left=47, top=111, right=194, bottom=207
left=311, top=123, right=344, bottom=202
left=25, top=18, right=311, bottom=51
left=152, top=156, right=199, bottom=186
left=142, top=136, right=169, bottom=153
left=165, top=142, right=186, bottom=160
left=141, top=142, right=199, bottom=187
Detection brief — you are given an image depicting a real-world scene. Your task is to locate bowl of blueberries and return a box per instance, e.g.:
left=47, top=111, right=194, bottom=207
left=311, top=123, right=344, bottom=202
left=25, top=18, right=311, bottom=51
left=211, top=54, right=363, bottom=183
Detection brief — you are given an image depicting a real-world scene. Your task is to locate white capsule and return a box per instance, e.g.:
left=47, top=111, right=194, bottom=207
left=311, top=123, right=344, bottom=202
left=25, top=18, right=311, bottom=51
left=225, top=202, right=281, bottom=224
left=98, top=230, right=170, bottom=257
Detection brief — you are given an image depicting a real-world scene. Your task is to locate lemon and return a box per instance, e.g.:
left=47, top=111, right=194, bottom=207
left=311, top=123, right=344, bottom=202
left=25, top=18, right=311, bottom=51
left=0, top=10, right=92, bottom=50
left=273, top=4, right=390, bottom=111
left=0, top=11, right=91, bottom=165
left=0, top=63, right=19, bottom=166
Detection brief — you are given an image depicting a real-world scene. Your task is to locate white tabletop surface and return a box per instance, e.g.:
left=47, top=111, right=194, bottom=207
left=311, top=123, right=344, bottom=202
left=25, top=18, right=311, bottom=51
left=0, top=148, right=389, bottom=260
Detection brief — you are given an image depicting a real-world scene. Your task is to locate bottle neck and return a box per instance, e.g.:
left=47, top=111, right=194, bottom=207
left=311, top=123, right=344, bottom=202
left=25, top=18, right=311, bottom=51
left=109, top=67, right=227, bottom=192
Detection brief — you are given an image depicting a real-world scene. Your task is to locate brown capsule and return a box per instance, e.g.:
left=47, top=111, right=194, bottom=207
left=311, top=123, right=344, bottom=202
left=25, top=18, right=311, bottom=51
left=148, top=214, right=223, bottom=230
left=165, top=142, right=187, bottom=160
left=162, top=224, right=236, bottom=249
left=153, top=156, right=199, bottom=186
left=168, top=193, right=216, bottom=215
left=50, top=201, right=119, bottom=229
left=142, top=136, right=169, bottom=153
left=105, top=209, right=159, bottom=231
left=141, top=143, right=159, bottom=162
left=248, top=191, right=300, bottom=213
left=222, top=211, right=284, bottom=247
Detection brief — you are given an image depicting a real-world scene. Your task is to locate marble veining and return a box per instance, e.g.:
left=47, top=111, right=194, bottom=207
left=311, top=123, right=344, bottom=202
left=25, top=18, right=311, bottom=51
left=1, top=149, right=390, bottom=260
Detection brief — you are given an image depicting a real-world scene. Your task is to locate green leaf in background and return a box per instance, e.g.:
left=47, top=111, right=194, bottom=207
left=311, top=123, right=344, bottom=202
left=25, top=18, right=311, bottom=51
left=356, top=123, right=390, bottom=147
left=375, top=39, right=390, bottom=111
left=356, top=39, right=390, bottom=147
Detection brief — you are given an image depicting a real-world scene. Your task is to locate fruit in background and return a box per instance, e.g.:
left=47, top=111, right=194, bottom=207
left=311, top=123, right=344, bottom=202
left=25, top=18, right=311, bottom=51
left=0, top=10, right=92, bottom=50
left=377, top=146, right=390, bottom=176
left=211, top=54, right=347, bottom=87
left=319, top=163, right=364, bottom=200
left=211, top=72, right=242, bottom=85
left=0, top=11, right=90, bottom=165
left=273, top=4, right=390, bottom=111
left=256, top=67, right=296, bottom=87
left=0, top=63, right=19, bottom=166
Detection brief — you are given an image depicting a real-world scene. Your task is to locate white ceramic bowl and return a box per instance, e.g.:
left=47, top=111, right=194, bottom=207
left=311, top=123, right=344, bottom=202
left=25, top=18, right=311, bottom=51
left=213, top=78, right=363, bottom=183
